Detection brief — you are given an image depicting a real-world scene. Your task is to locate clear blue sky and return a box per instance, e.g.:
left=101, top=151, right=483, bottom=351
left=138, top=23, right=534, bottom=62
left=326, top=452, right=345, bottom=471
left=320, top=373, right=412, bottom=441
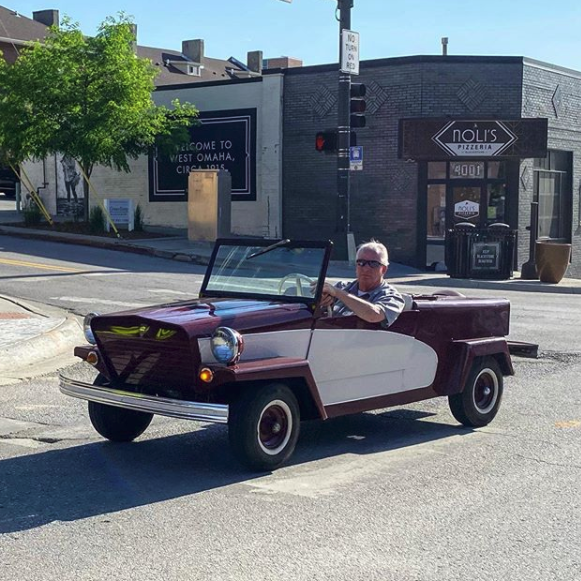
left=11, top=0, right=581, bottom=70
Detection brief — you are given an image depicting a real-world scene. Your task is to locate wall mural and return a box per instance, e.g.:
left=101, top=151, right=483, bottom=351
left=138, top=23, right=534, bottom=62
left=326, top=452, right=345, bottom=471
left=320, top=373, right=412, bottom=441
left=56, top=154, right=85, bottom=218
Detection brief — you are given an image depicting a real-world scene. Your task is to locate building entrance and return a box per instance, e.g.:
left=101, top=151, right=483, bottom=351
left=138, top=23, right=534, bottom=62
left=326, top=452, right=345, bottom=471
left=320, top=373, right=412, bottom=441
left=423, top=160, right=511, bottom=268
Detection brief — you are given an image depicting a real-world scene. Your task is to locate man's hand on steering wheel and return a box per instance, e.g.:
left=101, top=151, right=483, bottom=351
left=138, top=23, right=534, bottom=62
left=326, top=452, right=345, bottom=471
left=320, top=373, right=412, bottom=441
left=319, top=282, right=336, bottom=308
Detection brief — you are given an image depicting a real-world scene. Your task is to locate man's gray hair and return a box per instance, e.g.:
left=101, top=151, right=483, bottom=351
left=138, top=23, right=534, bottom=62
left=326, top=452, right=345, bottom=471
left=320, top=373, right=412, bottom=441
left=357, top=239, right=389, bottom=266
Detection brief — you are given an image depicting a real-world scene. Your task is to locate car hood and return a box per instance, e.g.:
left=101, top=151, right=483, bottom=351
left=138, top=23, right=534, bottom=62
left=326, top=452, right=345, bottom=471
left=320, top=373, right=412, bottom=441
left=94, top=298, right=314, bottom=337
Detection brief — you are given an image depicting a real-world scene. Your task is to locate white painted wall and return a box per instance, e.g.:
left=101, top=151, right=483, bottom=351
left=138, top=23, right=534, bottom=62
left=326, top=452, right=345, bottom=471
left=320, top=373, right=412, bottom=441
left=23, top=75, right=284, bottom=238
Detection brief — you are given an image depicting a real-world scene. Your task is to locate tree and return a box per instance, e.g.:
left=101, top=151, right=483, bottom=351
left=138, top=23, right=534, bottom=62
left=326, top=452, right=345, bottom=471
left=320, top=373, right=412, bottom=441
left=0, top=14, right=198, bottom=219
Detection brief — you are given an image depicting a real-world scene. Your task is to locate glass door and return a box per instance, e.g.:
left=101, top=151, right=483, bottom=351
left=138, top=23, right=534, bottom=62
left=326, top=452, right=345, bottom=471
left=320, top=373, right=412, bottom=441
left=449, top=184, right=484, bottom=227
left=424, top=160, right=512, bottom=268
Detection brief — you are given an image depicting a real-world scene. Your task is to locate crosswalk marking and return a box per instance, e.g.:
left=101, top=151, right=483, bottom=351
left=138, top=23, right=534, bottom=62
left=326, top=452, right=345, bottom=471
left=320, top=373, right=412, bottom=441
left=49, top=296, right=147, bottom=308
left=148, top=289, right=192, bottom=296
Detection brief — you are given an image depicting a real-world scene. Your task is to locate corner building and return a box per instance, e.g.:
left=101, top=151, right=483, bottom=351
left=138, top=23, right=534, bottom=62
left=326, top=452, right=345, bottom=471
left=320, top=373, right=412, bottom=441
left=276, top=55, right=581, bottom=278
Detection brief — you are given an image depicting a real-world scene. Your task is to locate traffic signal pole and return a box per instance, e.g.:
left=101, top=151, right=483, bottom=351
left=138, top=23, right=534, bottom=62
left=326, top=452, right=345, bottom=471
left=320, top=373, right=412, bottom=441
left=336, top=0, right=352, bottom=260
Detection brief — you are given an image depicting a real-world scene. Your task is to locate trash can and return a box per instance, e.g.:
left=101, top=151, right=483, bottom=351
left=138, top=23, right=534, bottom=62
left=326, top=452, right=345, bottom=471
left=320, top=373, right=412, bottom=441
left=445, top=223, right=475, bottom=278
left=535, top=241, right=571, bottom=283
left=446, top=223, right=516, bottom=280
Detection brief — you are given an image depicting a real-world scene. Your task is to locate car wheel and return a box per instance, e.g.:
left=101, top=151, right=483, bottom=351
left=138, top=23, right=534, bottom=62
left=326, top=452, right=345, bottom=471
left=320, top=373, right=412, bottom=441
left=228, top=383, right=300, bottom=471
left=88, top=374, right=153, bottom=442
left=449, top=357, right=503, bottom=428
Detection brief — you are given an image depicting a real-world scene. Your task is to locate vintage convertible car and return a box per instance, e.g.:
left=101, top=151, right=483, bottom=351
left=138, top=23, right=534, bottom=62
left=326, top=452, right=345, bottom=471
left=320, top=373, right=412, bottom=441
left=60, top=238, right=516, bottom=471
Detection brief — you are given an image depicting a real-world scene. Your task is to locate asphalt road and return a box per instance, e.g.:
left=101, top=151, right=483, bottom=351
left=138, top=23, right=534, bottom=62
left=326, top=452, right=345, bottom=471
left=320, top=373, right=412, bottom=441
left=1, top=235, right=580, bottom=580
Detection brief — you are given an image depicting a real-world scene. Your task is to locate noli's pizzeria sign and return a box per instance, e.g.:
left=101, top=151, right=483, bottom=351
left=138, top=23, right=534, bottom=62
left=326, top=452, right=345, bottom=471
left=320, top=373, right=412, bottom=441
left=149, top=108, right=257, bottom=202
left=433, top=121, right=516, bottom=156
left=399, top=118, right=548, bottom=160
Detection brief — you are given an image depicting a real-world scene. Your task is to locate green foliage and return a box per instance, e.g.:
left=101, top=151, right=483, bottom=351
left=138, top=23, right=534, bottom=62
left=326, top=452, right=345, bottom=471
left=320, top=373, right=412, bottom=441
left=0, top=13, right=198, bottom=179
left=89, top=205, right=105, bottom=233
left=22, top=197, right=42, bottom=227
left=134, top=203, right=144, bottom=231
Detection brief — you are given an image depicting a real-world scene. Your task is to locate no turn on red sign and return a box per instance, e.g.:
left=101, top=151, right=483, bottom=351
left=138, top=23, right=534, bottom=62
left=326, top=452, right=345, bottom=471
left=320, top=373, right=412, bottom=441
left=341, top=30, right=359, bottom=75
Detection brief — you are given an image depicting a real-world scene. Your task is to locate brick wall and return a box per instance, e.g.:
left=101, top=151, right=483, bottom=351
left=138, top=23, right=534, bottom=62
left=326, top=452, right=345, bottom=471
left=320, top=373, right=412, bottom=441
left=522, top=60, right=581, bottom=278
left=282, top=56, right=523, bottom=266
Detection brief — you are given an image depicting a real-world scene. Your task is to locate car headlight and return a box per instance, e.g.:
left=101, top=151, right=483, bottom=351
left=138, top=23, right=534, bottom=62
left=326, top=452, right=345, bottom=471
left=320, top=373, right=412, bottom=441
left=83, top=312, right=100, bottom=345
left=210, top=327, right=244, bottom=365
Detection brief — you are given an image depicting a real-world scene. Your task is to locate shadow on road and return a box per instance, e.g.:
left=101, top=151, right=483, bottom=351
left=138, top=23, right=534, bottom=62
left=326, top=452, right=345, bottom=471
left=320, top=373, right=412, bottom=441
left=0, top=410, right=471, bottom=534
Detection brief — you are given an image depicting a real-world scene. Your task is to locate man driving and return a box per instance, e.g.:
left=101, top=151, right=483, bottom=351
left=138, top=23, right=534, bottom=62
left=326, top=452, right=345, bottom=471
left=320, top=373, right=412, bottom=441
left=320, top=240, right=405, bottom=327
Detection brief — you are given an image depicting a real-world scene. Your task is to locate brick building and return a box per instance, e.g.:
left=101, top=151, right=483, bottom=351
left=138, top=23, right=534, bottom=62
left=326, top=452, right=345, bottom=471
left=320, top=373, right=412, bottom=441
left=0, top=6, right=53, bottom=63
left=275, top=55, right=581, bottom=278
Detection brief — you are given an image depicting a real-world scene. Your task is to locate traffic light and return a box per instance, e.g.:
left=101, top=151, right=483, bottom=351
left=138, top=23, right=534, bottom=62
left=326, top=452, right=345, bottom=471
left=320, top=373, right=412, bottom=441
left=315, top=130, right=358, bottom=153
left=315, top=130, right=337, bottom=153
left=350, top=83, right=366, bottom=128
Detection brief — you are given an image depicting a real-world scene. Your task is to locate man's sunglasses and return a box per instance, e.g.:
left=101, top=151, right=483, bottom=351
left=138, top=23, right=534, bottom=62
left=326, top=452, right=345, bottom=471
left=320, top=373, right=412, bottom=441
left=356, top=259, right=385, bottom=268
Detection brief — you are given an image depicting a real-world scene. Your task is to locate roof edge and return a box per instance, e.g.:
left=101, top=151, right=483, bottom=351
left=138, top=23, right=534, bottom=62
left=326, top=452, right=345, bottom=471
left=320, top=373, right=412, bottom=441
left=523, top=57, right=581, bottom=80
left=154, top=76, right=263, bottom=91
left=264, top=55, right=526, bottom=76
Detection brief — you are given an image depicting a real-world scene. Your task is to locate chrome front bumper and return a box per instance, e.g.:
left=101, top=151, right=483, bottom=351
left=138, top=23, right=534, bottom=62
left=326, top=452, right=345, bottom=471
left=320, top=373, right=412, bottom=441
left=59, top=374, right=229, bottom=424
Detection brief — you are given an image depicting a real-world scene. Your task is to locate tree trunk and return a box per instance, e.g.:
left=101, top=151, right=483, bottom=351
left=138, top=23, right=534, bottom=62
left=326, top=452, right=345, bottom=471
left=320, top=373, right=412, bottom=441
left=80, top=163, right=91, bottom=222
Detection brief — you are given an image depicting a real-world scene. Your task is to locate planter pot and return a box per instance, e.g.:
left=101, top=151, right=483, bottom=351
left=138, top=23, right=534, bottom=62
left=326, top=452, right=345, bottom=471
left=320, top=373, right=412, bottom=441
left=535, top=241, right=571, bottom=284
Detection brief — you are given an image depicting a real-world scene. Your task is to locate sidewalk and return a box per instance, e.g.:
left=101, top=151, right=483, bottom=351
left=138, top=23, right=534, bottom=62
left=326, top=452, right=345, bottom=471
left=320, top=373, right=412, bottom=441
left=0, top=294, right=82, bottom=384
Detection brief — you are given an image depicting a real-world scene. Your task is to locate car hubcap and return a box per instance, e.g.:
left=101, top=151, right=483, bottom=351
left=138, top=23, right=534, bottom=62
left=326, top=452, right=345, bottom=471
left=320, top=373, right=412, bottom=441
left=257, top=400, right=292, bottom=456
left=473, top=369, right=499, bottom=414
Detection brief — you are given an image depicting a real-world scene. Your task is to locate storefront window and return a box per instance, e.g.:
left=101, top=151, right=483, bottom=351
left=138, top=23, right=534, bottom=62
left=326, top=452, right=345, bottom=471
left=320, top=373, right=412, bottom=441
left=427, top=184, right=446, bottom=238
left=535, top=171, right=563, bottom=238
left=424, top=159, right=516, bottom=267
left=486, top=183, right=507, bottom=225
left=487, top=161, right=507, bottom=179
left=533, top=151, right=571, bottom=240
left=427, top=162, right=446, bottom=179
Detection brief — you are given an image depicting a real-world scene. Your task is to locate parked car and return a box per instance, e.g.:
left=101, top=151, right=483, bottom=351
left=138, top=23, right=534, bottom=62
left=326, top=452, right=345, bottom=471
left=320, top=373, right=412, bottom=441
left=60, top=238, right=517, bottom=471
left=0, top=165, right=18, bottom=198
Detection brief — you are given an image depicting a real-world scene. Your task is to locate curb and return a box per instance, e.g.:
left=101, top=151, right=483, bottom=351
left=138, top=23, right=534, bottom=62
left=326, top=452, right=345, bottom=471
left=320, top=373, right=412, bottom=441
left=0, top=293, right=84, bottom=377
left=389, top=275, right=581, bottom=295
left=0, top=315, right=83, bottom=375
left=0, top=224, right=156, bottom=257
left=0, top=224, right=216, bottom=266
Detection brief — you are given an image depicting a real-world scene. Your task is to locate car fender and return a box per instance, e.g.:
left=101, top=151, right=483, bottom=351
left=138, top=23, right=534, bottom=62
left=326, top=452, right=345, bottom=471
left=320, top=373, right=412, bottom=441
left=74, top=345, right=110, bottom=379
left=435, top=337, right=514, bottom=396
left=210, top=357, right=327, bottom=420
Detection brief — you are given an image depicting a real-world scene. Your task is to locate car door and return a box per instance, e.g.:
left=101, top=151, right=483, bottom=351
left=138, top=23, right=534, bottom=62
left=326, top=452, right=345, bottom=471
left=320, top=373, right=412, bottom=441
left=308, top=308, right=437, bottom=407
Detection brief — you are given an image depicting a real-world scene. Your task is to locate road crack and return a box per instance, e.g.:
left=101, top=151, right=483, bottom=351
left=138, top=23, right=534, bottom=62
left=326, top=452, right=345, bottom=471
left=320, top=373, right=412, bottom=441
left=512, top=452, right=581, bottom=470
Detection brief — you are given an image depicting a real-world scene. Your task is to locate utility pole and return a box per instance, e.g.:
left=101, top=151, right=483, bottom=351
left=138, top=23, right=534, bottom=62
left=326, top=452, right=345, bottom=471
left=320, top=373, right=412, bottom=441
left=336, top=0, right=353, bottom=260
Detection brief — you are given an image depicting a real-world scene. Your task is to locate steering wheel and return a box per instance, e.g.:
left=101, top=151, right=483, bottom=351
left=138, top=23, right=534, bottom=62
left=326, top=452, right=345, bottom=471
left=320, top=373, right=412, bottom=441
left=277, top=273, right=315, bottom=297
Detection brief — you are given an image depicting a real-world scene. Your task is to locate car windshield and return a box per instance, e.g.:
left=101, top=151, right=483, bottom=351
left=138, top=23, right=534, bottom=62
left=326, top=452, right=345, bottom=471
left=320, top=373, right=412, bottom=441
left=201, top=239, right=331, bottom=303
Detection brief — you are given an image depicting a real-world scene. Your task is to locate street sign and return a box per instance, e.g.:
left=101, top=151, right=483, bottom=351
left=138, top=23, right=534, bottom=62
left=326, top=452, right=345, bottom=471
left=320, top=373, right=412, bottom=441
left=341, top=30, right=359, bottom=75
left=349, top=146, right=363, bottom=171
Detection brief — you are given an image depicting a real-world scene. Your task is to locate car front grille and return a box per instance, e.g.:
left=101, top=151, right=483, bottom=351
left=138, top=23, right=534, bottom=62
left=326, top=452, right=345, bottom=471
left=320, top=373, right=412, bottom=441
left=93, top=319, right=198, bottom=394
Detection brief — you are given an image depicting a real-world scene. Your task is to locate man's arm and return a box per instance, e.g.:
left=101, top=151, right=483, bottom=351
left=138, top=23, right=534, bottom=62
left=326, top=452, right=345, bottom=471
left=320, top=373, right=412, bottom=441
left=322, top=283, right=385, bottom=323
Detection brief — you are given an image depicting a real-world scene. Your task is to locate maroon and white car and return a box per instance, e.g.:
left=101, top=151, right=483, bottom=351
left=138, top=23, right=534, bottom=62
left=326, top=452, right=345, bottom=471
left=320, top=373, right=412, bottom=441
left=60, top=238, right=517, bottom=471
